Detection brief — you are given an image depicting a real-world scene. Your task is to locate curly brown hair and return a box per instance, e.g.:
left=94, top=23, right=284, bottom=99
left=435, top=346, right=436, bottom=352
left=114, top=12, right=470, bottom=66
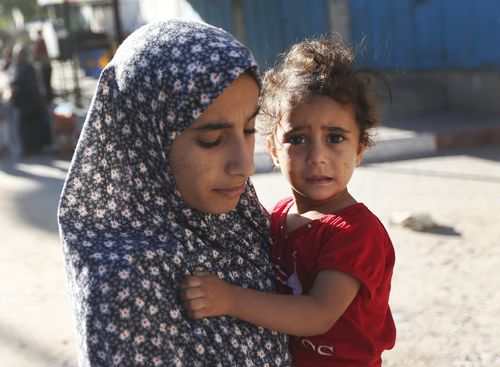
left=257, top=36, right=385, bottom=147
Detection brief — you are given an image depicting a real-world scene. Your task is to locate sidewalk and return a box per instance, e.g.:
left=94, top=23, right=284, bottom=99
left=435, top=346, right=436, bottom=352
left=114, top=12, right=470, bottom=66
left=60, top=70, right=500, bottom=171
left=255, top=109, right=500, bottom=171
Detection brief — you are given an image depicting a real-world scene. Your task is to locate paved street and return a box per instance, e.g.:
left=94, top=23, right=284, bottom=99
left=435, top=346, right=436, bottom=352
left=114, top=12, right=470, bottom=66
left=1, top=144, right=499, bottom=367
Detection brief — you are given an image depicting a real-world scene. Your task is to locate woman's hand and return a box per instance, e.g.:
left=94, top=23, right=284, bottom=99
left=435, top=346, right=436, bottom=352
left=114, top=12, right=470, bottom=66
left=181, top=272, right=235, bottom=319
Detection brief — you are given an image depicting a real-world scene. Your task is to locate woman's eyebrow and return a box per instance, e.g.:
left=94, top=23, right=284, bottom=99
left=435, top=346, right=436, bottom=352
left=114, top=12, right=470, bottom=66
left=248, top=106, right=260, bottom=121
left=193, top=106, right=260, bottom=132
left=193, top=122, right=232, bottom=132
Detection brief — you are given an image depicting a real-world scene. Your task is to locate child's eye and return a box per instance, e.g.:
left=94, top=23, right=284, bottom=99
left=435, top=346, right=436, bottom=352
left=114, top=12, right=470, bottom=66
left=287, top=135, right=306, bottom=145
left=327, top=134, right=344, bottom=144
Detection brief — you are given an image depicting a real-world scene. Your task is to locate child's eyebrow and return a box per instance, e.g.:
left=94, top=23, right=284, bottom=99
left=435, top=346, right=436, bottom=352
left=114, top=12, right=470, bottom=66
left=283, top=125, right=307, bottom=134
left=284, top=125, right=352, bottom=134
left=322, top=126, right=352, bottom=133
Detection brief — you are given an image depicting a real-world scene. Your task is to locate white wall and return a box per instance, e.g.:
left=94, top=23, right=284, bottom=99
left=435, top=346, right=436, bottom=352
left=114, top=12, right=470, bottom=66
left=137, top=0, right=203, bottom=25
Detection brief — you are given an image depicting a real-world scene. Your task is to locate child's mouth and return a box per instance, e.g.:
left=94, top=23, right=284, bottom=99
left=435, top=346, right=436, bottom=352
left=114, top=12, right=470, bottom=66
left=305, top=176, right=332, bottom=184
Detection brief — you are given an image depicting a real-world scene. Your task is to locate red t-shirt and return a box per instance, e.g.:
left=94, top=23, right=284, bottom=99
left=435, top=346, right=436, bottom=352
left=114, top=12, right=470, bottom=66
left=271, top=198, right=396, bottom=367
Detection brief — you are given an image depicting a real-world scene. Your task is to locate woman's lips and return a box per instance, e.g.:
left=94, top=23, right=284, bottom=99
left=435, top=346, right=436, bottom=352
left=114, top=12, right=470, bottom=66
left=213, top=184, right=246, bottom=198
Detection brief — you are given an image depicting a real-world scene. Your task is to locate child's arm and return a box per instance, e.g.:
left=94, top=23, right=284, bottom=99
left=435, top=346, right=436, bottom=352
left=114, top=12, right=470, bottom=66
left=181, top=270, right=360, bottom=336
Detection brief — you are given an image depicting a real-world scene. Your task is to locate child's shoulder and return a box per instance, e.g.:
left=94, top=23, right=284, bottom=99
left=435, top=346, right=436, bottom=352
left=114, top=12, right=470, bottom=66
left=270, top=197, right=294, bottom=216
left=320, top=204, right=394, bottom=259
left=322, top=203, right=387, bottom=234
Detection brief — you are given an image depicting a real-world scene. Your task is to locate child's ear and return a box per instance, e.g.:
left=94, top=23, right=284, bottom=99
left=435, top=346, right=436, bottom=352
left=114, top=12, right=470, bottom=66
left=266, top=137, right=280, bottom=167
left=356, top=143, right=367, bottom=166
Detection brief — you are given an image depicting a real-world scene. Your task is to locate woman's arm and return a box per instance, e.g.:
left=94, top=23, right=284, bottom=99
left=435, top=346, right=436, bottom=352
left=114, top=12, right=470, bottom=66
left=181, top=270, right=360, bottom=336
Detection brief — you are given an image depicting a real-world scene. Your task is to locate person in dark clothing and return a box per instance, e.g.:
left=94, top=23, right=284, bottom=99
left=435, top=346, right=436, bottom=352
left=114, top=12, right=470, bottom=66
left=32, top=29, right=53, bottom=102
left=9, top=44, right=47, bottom=155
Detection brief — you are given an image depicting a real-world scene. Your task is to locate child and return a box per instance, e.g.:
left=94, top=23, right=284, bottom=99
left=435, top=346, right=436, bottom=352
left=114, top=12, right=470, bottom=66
left=182, top=37, right=396, bottom=367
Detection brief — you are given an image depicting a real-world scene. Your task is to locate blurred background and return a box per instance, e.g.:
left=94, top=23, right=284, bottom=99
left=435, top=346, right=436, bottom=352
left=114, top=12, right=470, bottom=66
left=1, top=1, right=499, bottom=366
left=2, top=0, right=500, bottom=116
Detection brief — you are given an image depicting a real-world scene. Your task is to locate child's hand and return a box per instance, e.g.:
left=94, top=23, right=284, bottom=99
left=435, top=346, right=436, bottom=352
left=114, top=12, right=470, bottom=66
left=181, top=272, right=234, bottom=319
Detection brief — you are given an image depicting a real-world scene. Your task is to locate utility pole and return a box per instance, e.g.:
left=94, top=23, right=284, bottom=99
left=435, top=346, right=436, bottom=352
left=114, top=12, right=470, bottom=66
left=63, top=0, right=82, bottom=107
left=112, top=0, right=123, bottom=45
left=232, top=0, right=246, bottom=44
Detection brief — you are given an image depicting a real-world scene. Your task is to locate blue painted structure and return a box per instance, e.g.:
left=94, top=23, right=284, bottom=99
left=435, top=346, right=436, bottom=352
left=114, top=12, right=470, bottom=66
left=188, top=0, right=500, bottom=70
left=188, top=0, right=329, bottom=68
left=350, top=0, right=500, bottom=70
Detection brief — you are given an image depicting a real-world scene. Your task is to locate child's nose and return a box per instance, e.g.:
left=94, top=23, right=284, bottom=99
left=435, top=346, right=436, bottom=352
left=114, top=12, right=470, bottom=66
left=307, top=141, right=328, bottom=165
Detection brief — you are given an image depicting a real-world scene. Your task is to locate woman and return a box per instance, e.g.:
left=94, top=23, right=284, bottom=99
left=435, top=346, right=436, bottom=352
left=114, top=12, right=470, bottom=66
left=58, top=20, right=290, bottom=366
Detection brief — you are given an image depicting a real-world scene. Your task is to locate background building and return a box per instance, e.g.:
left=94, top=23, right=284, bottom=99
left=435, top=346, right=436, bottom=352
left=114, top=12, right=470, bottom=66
left=189, top=0, right=500, bottom=118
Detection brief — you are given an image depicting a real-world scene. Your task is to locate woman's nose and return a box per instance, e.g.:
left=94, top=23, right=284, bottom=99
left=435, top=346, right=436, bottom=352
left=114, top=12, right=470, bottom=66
left=226, top=136, right=256, bottom=177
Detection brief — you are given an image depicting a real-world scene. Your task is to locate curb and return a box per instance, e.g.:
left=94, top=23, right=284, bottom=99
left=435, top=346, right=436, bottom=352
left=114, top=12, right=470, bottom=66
left=254, top=125, right=500, bottom=172
left=436, top=126, right=500, bottom=151
left=363, top=125, right=500, bottom=164
left=364, top=132, right=436, bottom=163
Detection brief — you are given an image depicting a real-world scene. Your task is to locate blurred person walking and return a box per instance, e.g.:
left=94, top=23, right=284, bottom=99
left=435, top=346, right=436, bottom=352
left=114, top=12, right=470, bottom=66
left=0, top=46, right=22, bottom=160
left=32, top=29, right=53, bottom=103
left=9, top=44, right=47, bottom=156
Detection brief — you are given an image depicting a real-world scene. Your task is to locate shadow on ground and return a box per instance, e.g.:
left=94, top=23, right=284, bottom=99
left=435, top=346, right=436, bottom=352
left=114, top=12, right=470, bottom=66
left=0, top=321, right=75, bottom=367
left=0, top=155, right=70, bottom=234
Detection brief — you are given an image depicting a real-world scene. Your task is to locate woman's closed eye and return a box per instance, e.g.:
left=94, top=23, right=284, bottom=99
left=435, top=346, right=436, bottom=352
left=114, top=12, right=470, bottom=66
left=244, top=127, right=257, bottom=136
left=197, top=134, right=223, bottom=148
left=196, top=126, right=255, bottom=148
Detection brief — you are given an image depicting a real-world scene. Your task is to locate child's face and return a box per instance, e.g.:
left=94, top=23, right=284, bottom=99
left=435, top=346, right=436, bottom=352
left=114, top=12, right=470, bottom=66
left=270, top=95, right=366, bottom=212
left=169, top=73, right=259, bottom=214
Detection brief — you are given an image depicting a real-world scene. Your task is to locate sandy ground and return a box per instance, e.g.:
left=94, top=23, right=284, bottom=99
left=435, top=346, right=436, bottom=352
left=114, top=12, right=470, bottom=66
left=0, top=145, right=499, bottom=367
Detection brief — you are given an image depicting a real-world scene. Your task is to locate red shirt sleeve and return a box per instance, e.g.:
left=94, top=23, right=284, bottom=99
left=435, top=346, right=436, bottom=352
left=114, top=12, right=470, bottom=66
left=315, top=210, right=390, bottom=298
left=270, top=197, right=292, bottom=216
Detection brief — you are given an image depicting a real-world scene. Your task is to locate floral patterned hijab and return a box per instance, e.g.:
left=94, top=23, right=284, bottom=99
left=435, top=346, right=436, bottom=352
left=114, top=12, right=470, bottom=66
left=58, top=20, right=290, bottom=366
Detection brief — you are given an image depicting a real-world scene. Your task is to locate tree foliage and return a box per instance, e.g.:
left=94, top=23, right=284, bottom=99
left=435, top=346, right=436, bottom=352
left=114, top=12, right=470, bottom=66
left=0, top=0, right=39, bottom=30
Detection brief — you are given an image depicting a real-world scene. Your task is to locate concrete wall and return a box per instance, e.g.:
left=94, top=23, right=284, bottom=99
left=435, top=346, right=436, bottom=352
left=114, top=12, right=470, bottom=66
left=326, top=0, right=351, bottom=43
left=382, top=70, right=500, bottom=120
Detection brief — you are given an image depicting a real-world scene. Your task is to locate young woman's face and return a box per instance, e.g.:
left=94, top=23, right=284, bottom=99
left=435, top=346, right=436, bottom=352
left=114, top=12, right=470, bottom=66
left=270, top=95, right=366, bottom=212
left=169, top=73, right=259, bottom=214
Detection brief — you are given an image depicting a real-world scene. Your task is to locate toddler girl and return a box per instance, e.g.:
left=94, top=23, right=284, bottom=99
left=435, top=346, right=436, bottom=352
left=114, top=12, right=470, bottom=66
left=182, top=36, right=396, bottom=367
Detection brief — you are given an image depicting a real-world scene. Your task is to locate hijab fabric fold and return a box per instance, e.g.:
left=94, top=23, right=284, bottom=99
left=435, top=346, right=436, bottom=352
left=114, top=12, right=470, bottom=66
left=58, top=20, right=290, bottom=366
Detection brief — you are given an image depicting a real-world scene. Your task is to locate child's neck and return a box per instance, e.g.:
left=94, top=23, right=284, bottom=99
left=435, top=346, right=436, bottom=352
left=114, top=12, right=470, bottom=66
left=286, top=190, right=357, bottom=232
left=291, top=189, right=357, bottom=216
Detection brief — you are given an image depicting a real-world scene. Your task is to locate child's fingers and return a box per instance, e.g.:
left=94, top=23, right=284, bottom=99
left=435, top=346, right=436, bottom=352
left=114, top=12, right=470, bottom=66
left=183, top=296, right=205, bottom=311
left=186, top=309, right=205, bottom=320
left=180, top=286, right=205, bottom=301
left=193, top=271, right=212, bottom=277
left=181, top=272, right=214, bottom=288
left=181, top=275, right=202, bottom=290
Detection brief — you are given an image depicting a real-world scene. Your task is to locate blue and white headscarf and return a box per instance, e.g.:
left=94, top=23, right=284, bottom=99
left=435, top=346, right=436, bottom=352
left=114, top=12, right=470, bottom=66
left=58, top=20, right=290, bottom=366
